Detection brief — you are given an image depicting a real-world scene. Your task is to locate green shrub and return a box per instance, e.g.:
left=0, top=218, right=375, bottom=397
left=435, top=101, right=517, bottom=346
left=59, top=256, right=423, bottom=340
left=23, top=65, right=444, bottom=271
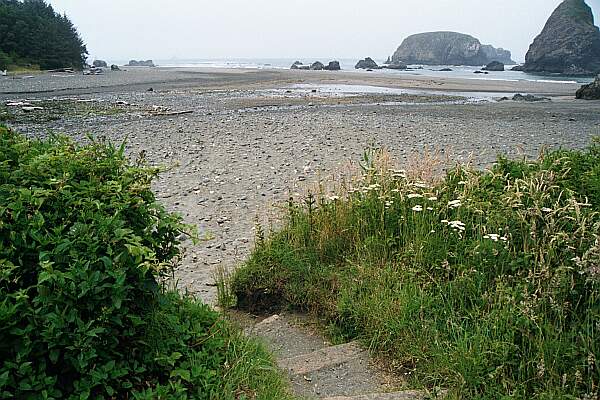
left=230, top=140, right=600, bottom=399
left=0, top=126, right=292, bottom=400
left=0, top=50, right=12, bottom=70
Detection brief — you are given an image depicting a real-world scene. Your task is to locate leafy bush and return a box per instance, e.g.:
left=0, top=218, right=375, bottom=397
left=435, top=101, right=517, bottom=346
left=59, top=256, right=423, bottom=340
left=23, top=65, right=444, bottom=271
left=0, top=126, right=292, bottom=400
left=230, top=140, right=600, bottom=399
left=0, top=50, right=12, bottom=70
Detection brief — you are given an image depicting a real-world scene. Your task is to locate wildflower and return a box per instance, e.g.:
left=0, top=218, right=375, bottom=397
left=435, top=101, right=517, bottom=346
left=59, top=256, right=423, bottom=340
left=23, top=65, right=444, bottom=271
left=408, top=193, right=423, bottom=199
left=427, top=207, right=434, bottom=211
left=412, top=205, right=423, bottom=212
left=485, top=234, right=500, bottom=242
left=391, top=189, right=400, bottom=193
left=457, top=181, right=467, bottom=185
left=430, top=230, right=436, bottom=234
left=328, top=195, right=340, bottom=201
left=385, top=201, right=393, bottom=208
left=448, top=220, right=465, bottom=231
left=448, top=199, right=461, bottom=208
left=541, top=207, right=552, bottom=213
left=441, top=219, right=449, bottom=224
left=428, top=196, right=438, bottom=201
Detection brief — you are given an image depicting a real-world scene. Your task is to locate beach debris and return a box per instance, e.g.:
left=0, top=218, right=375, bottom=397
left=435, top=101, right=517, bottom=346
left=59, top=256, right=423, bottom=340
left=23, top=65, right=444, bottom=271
left=1, top=70, right=7, bottom=76
left=152, top=110, right=194, bottom=117
left=147, top=87, right=154, bottom=92
left=47, top=68, right=74, bottom=73
left=6, top=101, right=32, bottom=107
left=83, top=67, right=103, bottom=75
left=22, top=106, right=44, bottom=112
left=116, top=100, right=130, bottom=106
left=512, top=94, right=550, bottom=102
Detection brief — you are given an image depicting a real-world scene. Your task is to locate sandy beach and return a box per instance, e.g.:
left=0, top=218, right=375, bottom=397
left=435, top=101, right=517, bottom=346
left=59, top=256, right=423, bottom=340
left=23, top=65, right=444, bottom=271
left=2, top=67, right=600, bottom=304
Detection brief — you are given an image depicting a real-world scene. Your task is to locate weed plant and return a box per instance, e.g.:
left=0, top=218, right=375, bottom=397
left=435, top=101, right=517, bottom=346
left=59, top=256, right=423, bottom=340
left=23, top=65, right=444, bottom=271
left=230, top=141, right=600, bottom=399
left=0, top=126, right=292, bottom=400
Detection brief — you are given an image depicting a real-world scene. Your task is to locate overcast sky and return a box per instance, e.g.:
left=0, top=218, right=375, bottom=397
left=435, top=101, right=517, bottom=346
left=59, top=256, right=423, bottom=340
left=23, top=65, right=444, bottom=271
left=48, top=0, right=600, bottom=63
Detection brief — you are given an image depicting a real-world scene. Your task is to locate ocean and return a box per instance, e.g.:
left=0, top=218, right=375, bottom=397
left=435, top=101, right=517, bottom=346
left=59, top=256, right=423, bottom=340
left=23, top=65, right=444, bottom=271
left=148, top=58, right=594, bottom=85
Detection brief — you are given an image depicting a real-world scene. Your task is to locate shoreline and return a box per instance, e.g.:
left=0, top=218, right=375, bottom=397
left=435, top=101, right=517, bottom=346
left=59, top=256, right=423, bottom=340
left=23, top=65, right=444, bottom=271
left=0, top=67, right=585, bottom=98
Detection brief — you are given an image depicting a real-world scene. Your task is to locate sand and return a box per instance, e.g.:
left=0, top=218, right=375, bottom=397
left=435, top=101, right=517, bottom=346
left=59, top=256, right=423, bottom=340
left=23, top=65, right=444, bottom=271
left=2, top=67, right=599, bottom=305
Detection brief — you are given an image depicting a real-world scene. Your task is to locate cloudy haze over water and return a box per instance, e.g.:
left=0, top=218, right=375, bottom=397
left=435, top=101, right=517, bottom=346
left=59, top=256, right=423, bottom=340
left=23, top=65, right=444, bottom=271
left=48, top=0, right=600, bottom=63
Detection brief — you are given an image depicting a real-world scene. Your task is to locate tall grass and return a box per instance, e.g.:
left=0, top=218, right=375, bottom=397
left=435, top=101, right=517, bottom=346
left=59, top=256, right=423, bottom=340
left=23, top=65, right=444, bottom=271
left=229, top=140, right=600, bottom=399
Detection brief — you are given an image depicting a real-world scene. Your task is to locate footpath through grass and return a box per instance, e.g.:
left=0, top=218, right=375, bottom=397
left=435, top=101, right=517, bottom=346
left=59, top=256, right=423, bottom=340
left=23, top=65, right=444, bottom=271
left=0, top=126, right=292, bottom=400
left=229, top=142, right=600, bottom=399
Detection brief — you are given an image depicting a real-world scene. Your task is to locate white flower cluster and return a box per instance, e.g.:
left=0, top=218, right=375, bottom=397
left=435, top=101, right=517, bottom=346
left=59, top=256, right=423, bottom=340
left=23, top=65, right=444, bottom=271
left=483, top=233, right=508, bottom=242
left=448, top=199, right=461, bottom=209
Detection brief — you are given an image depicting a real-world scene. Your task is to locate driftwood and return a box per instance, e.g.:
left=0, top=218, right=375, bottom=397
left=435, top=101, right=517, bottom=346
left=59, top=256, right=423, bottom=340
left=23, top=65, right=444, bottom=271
left=47, top=68, right=75, bottom=73
left=22, top=106, right=44, bottom=112
left=152, top=110, right=194, bottom=117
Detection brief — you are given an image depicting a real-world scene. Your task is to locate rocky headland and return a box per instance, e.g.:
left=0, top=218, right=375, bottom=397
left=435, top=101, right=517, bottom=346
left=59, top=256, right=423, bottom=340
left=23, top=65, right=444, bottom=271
left=523, top=0, right=600, bottom=76
left=390, top=31, right=515, bottom=66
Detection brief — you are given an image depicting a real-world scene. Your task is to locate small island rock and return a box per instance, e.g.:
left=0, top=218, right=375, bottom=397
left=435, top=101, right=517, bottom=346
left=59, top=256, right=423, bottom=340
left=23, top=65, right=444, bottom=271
left=324, top=61, right=341, bottom=71
left=575, top=75, right=600, bottom=99
left=310, top=61, right=325, bottom=70
left=92, top=60, right=108, bottom=68
left=482, top=61, right=505, bottom=71
left=355, top=57, right=379, bottom=69
left=127, top=60, right=155, bottom=67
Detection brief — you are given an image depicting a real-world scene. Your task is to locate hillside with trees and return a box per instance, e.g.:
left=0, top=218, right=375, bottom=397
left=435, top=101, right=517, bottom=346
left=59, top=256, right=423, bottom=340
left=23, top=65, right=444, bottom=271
left=0, top=0, right=87, bottom=71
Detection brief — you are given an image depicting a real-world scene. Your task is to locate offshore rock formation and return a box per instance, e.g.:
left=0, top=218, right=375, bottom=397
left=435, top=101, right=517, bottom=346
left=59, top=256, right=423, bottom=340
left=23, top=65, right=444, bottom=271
left=483, top=61, right=505, bottom=71
left=127, top=60, right=155, bottom=67
left=523, top=0, right=600, bottom=75
left=390, top=32, right=514, bottom=66
left=92, top=60, right=107, bottom=68
left=355, top=57, right=380, bottom=69
left=576, top=75, right=600, bottom=99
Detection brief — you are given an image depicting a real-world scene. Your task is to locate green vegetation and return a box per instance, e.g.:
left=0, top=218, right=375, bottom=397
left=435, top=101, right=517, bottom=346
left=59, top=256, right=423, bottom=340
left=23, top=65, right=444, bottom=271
left=0, top=100, right=126, bottom=125
left=229, top=142, right=600, bottom=399
left=0, top=0, right=87, bottom=70
left=0, top=126, right=292, bottom=400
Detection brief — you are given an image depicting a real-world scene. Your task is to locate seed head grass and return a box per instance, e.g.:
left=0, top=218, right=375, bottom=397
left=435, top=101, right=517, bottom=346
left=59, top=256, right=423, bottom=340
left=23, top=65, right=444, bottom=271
left=227, top=140, right=600, bottom=399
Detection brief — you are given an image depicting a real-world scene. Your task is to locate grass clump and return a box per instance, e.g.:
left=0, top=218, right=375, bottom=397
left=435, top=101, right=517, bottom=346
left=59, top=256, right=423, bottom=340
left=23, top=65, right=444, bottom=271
left=0, top=125, right=292, bottom=400
left=229, top=142, right=600, bottom=399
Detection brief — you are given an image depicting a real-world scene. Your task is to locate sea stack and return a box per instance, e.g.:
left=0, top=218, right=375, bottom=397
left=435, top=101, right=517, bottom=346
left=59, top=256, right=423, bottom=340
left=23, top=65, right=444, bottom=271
left=523, top=0, right=600, bottom=75
left=390, top=32, right=514, bottom=66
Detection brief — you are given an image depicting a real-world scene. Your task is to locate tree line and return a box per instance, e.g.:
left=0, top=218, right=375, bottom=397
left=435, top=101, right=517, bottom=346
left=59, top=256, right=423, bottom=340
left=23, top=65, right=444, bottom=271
left=0, top=0, right=87, bottom=70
